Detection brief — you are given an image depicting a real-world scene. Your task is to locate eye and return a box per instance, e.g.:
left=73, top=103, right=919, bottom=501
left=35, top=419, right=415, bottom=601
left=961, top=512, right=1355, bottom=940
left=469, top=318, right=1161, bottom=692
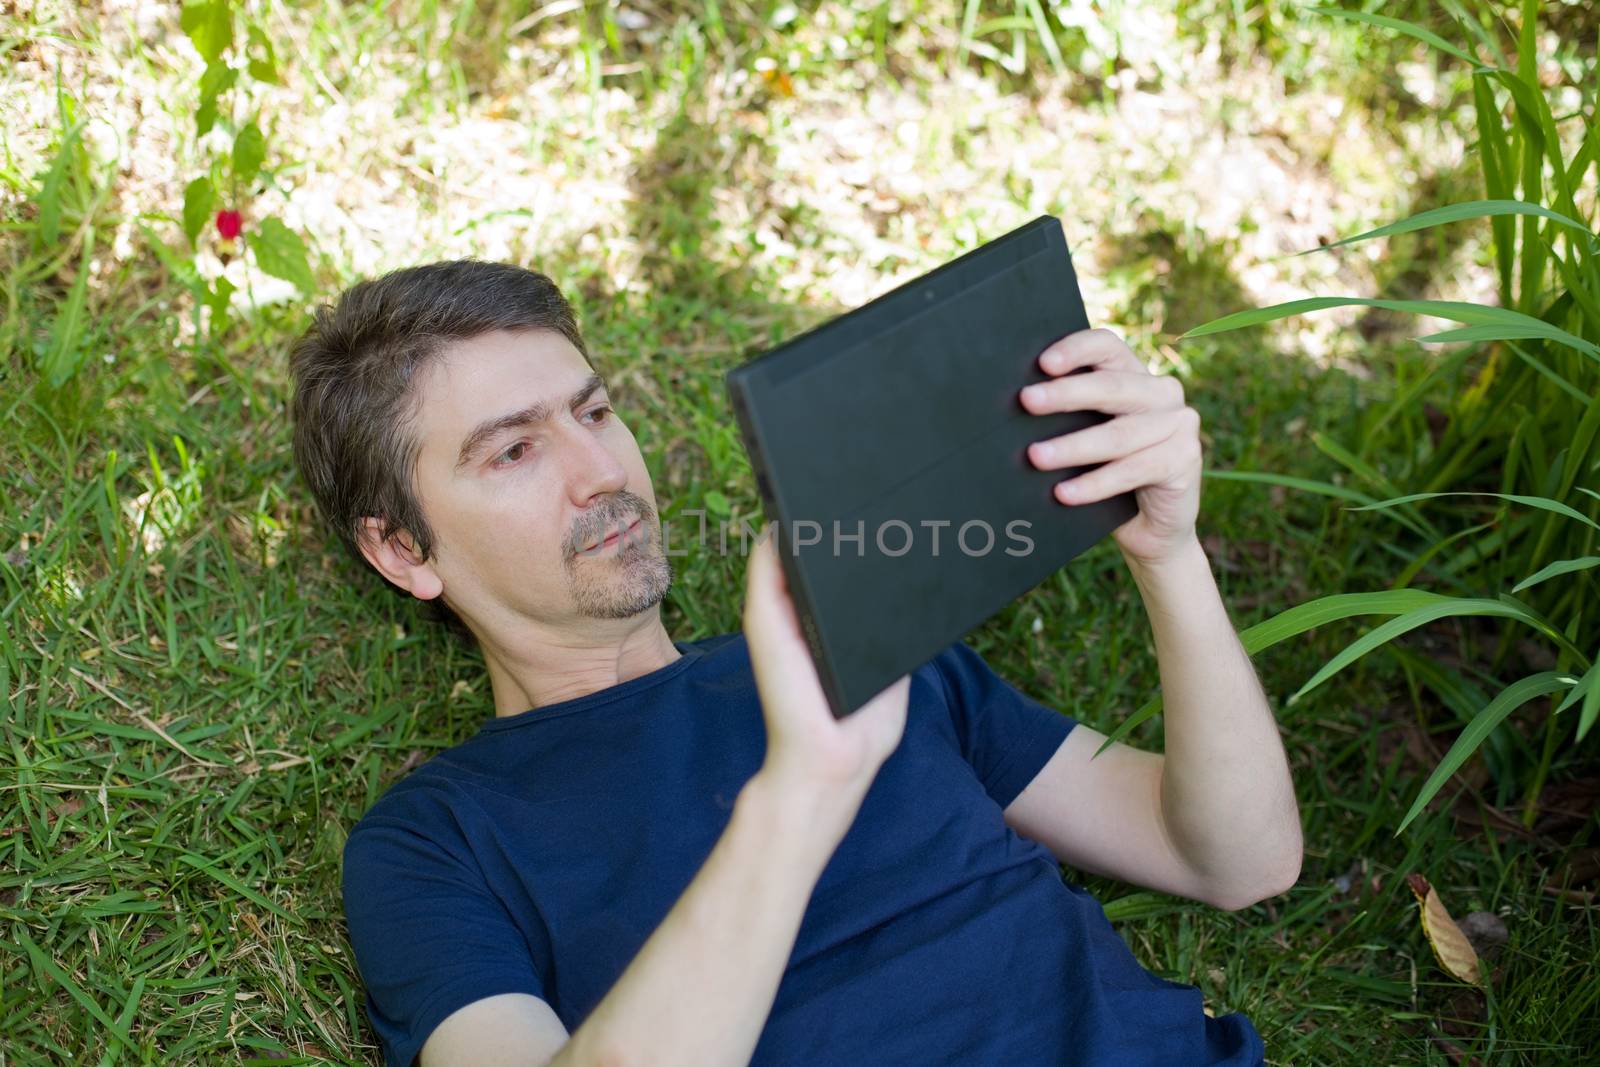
left=492, top=441, right=530, bottom=467
left=586, top=404, right=614, bottom=424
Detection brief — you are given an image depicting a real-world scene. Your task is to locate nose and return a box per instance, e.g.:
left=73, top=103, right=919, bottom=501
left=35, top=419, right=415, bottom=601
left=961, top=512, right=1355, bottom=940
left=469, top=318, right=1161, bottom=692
left=562, top=416, right=629, bottom=508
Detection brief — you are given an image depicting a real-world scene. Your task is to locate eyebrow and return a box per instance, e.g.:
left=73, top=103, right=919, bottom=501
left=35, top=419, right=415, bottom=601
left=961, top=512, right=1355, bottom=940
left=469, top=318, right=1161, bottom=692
left=453, top=372, right=608, bottom=471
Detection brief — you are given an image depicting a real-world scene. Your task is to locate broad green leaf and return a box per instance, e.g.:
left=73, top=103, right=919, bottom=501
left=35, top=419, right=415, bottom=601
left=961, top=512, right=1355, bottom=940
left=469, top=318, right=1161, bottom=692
left=232, top=120, right=265, bottom=187
left=249, top=216, right=314, bottom=294
left=182, top=176, right=214, bottom=246
left=1396, top=671, right=1574, bottom=834
left=196, top=60, right=236, bottom=137
left=180, top=0, right=233, bottom=64
left=1297, top=200, right=1595, bottom=258
left=246, top=23, right=280, bottom=83
left=204, top=275, right=236, bottom=338
left=1303, top=6, right=1486, bottom=66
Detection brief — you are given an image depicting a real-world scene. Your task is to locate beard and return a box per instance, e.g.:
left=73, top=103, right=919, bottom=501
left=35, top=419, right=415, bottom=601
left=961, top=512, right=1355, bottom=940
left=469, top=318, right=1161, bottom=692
left=563, top=490, right=673, bottom=620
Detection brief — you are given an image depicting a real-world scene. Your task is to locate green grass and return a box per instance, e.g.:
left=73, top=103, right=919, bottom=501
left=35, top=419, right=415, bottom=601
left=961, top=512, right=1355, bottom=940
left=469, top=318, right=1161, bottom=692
left=3, top=0, right=1597, bottom=1063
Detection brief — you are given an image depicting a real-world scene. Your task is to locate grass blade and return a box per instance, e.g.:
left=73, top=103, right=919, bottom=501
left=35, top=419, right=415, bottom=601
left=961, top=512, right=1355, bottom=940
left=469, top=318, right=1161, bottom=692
left=1094, top=589, right=1465, bottom=754
left=1179, top=296, right=1600, bottom=363
left=1297, top=199, right=1595, bottom=258
left=1341, top=489, right=1600, bottom=533
left=1303, top=6, right=1486, bottom=66
left=1287, top=595, right=1585, bottom=709
left=1511, top=555, right=1600, bottom=592
left=1395, top=670, right=1575, bottom=834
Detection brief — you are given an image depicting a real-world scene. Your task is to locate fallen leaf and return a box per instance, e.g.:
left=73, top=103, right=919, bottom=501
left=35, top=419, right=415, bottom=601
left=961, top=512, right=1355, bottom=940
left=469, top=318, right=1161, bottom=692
left=1405, top=873, right=1482, bottom=985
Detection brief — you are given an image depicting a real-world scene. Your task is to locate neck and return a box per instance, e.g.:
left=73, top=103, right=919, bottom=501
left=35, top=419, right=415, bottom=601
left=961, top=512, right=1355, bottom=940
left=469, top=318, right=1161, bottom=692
left=477, top=610, right=683, bottom=717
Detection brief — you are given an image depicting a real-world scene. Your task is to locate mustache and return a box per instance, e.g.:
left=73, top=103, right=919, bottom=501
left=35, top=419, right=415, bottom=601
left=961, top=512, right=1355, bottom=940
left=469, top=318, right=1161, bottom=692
left=570, top=491, right=654, bottom=553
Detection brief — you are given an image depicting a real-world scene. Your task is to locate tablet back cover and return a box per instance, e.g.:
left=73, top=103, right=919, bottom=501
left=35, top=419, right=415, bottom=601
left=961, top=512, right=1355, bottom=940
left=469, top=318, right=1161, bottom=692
left=725, top=214, right=1138, bottom=717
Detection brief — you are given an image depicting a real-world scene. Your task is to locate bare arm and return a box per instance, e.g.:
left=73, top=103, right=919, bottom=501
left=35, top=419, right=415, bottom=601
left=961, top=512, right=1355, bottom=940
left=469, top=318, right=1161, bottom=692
left=1003, top=536, right=1301, bottom=911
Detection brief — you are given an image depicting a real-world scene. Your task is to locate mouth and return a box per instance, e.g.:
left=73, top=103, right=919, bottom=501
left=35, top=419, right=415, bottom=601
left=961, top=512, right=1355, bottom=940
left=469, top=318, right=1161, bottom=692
left=582, top=516, right=641, bottom=552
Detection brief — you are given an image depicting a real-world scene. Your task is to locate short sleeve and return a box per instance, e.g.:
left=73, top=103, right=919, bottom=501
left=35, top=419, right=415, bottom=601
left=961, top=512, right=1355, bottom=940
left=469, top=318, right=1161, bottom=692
left=342, top=806, right=552, bottom=1067
left=930, top=640, right=1078, bottom=810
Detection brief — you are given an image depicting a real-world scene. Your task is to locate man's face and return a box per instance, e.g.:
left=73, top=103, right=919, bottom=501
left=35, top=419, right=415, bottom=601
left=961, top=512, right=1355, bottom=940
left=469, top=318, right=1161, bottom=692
left=403, top=327, right=672, bottom=628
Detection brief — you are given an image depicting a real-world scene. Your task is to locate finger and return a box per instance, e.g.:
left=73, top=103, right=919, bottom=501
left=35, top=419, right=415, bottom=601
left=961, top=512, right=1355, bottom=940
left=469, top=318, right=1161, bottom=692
left=1037, top=327, right=1146, bottom=376
left=1027, top=408, right=1186, bottom=472
left=1052, top=433, right=1200, bottom=505
left=1020, top=367, right=1185, bottom=417
left=743, top=528, right=793, bottom=636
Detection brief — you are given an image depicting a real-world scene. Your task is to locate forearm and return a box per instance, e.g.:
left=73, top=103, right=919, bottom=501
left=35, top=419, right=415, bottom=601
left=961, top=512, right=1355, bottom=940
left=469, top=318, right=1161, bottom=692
left=551, top=769, right=856, bottom=1067
left=1124, top=535, right=1302, bottom=908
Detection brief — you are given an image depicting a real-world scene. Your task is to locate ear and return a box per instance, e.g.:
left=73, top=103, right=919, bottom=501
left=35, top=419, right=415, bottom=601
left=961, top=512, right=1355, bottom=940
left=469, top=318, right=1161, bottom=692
left=356, top=517, right=445, bottom=601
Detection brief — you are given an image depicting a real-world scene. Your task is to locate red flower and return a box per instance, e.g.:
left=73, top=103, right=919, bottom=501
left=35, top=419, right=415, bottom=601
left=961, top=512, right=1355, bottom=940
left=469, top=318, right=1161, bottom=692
left=216, top=209, right=243, bottom=240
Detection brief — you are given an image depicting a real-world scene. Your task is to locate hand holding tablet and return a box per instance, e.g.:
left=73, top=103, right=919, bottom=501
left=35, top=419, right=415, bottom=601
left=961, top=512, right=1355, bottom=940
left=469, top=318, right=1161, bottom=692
left=725, top=215, right=1139, bottom=718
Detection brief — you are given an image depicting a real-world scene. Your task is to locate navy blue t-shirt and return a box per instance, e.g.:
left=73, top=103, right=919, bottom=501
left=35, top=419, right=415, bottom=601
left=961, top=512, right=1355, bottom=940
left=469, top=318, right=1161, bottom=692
left=342, top=632, right=1265, bottom=1066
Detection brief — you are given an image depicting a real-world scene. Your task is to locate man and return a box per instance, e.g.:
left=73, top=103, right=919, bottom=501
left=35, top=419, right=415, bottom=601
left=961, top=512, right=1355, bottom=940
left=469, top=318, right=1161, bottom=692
left=290, top=258, right=1301, bottom=1067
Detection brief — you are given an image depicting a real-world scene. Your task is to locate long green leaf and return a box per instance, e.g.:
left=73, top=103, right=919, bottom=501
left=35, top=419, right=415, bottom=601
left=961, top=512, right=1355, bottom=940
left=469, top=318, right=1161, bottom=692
left=40, top=229, right=95, bottom=388
left=1343, top=490, right=1600, bottom=533
left=1094, top=589, right=1462, bottom=755
left=1511, top=555, right=1600, bottom=592
left=1287, top=595, right=1585, bottom=708
left=1544, top=232, right=1600, bottom=330
left=1179, top=297, right=1600, bottom=362
left=1472, top=75, right=1516, bottom=303
left=34, top=116, right=86, bottom=248
left=1304, top=6, right=1486, bottom=66
left=1313, top=432, right=1440, bottom=541
left=1554, top=655, right=1598, bottom=717
left=1576, top=656, right=1600, bottom=741
left=1204, top=468, right=1436, bottom=539
left=1506, top=340, right=1592, bottom=405
left=1297, top=199, right=1595, bottom=257
left=1395, top=670, right=1575, bottom=834
left=1415, top=323, right=1600, bottom=363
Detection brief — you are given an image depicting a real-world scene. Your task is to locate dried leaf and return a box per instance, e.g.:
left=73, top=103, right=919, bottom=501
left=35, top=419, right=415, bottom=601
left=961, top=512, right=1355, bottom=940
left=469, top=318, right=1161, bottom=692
left=1405, top=873, right=1482, bottom=985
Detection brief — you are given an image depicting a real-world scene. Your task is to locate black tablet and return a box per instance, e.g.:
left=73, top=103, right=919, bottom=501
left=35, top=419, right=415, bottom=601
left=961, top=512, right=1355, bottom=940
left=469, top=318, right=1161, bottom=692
left=724, top=214, right=1138, bottom=718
